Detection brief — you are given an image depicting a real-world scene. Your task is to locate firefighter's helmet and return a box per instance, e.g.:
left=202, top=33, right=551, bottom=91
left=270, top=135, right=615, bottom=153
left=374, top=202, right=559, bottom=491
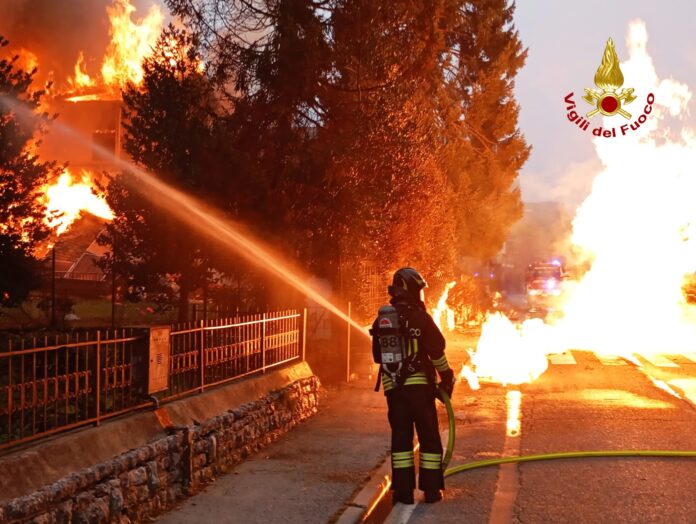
left=388, top=267, right=427, bottom=303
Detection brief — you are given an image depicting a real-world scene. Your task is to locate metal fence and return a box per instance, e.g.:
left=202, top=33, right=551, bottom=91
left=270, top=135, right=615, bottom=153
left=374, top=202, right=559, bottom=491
left=166, top=310, right=304, bottom=398
left=0, top=329, right=146, bottom=450
left=0, top=309, right=305, bottom=451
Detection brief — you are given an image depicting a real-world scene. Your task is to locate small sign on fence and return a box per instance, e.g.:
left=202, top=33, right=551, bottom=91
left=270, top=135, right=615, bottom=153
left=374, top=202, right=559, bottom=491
left=148, top=326, right=171, bottom=394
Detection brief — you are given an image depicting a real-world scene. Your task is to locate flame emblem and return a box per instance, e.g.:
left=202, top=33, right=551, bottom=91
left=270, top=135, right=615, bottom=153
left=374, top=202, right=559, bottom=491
left=583, top=38, right=636, bottom=119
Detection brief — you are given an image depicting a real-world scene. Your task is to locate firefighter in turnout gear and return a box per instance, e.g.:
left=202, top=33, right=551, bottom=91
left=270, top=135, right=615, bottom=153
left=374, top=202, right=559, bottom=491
left=370, top=267, right=455, bottom=505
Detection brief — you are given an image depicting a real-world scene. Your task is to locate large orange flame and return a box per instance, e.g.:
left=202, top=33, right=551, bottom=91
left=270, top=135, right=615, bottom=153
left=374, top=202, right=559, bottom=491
left=463, top=313, right=549, bottom=387
left=101, top=0, right=164, bottom=91
left=44, top=169, right=114, bottom=235
left=464, top=20, right=696, bottom=387
left=67, top=0, right=164, bottom=95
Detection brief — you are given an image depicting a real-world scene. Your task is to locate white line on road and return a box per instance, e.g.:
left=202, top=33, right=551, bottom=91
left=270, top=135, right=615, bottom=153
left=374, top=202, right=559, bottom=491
left=681, top=352, right=696, bottom=364
left=666, top=378, right=696, bottom=408
left=548, top=352, right=577, bottom=365
left=383, top=496, right=420, bottom=524
left=488, top=394, right=522, bottom=523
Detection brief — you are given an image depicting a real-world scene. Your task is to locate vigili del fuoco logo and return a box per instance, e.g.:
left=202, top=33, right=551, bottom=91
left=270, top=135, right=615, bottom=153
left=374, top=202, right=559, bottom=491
left=564, top=38, right=655, bottom=138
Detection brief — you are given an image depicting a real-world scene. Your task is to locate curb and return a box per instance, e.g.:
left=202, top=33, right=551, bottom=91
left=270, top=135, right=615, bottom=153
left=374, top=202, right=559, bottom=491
left=335, top=444, right=423, bottom=524
left=335, top=457, right=392, bottom=524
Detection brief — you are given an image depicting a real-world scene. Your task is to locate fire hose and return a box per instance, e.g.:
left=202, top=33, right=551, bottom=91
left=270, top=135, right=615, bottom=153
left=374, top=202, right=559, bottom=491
left=437, top=388, right=696, bottom=478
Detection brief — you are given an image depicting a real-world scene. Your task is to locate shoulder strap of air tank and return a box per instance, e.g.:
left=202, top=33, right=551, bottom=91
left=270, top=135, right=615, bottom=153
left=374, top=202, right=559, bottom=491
left=374, top=370, right=382, bottom=392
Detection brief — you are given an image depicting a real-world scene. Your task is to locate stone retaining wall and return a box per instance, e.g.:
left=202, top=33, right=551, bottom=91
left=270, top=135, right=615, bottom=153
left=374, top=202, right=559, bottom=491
left=0, top=376, right=320, bottom=524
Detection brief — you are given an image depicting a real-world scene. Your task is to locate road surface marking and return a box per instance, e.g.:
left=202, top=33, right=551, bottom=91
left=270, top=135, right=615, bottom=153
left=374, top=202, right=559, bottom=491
left=488, top=395, right=522, bottom=523
left=383, top=496, right=420, bottom=524
left=595, top=354, right=627, bottom=366
left=637, top=353, right=679, bottom=368
left=548, top=352, right=577, bottom=365
left=682, top=352, right=696, bottom=363
left=667, top=378, right=696, bottom=409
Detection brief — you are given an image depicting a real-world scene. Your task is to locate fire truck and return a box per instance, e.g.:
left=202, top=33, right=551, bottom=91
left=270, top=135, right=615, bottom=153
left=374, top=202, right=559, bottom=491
left=525, top=260, right=565, bottom=308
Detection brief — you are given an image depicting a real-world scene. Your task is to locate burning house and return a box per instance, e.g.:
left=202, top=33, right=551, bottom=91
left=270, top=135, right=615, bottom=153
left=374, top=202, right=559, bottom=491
left=2, top=0, right=166, bottom=292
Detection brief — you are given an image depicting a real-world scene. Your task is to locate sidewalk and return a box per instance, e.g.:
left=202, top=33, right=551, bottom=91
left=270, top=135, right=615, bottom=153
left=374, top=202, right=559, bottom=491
left=156, top=376, right=391, bottom=524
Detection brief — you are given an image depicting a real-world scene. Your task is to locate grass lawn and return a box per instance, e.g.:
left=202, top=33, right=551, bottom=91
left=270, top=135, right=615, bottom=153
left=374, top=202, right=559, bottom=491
left=0, top=298, right=179, bottom=330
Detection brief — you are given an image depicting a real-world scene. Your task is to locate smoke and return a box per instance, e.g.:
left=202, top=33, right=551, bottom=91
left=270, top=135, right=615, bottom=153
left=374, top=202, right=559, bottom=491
left=0, top=0, right=169, bottom=88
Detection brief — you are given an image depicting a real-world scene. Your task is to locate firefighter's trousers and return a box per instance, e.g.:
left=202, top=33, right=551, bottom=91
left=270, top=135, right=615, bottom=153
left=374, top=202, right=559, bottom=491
left=386, top=384, right=444, bottom=494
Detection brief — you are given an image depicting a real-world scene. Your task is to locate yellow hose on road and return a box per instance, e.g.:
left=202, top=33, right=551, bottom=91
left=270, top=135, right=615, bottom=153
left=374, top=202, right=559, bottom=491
left=445, top=450, right=696, bottom=477
left=439, top=388, right=696, bottom=477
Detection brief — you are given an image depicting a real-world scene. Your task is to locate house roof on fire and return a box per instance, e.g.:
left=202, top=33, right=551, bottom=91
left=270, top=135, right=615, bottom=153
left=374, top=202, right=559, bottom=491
left=51, top=214, right=110, bottom=275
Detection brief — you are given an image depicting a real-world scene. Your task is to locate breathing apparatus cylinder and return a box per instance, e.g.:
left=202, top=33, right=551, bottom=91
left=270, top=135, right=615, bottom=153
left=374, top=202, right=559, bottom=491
left=375, top=305, right=408, bottom=382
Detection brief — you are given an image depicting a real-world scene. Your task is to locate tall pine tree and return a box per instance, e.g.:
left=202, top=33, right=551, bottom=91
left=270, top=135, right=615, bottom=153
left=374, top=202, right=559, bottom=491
left=446, top=0, right=529, bottom=260
left=166, top=0, right=529, bottom=314
left=323, top=0, right=458, bottom=306
left=100, top=27, right=220, bottom=320
left=168, top=0, right=336, bottom=276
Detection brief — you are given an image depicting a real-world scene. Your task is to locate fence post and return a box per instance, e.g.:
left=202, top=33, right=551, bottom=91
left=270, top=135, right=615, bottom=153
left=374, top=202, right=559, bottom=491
left=346, top=302, right=351, bottom=383
left=199, top=320, right=205, bottom=393
left=50, top=248, right=56, bottom=328
left=111, top=268, right=117, bottom=329
left=96, top=330, right=101, bottom=426
left=302, top=308, right=307, bottom=362
left=261, top=313, right=266, bottom=373
left=7, top=342, right=13, bottom=439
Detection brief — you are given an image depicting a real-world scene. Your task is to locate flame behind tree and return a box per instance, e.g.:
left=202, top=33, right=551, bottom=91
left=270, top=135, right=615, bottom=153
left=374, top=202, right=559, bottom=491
left=14, top=49, right=39, bottom=76
left=433, top=281, right=457, bottom=332
left=43, top=169, right=114, bottom=236
left=0, top=37, right=60, bottom=305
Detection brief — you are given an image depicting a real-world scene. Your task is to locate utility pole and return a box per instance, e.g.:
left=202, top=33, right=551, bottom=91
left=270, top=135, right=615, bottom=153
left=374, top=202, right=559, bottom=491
left=202, top=278, right=208, bottom=323
left=346, top=301, right=351, bottom=383
left=111, top=243, right=117, bottom=328
left=50, top=247, right=56, bottom=329
left=111, top=268, right=116, bottom=328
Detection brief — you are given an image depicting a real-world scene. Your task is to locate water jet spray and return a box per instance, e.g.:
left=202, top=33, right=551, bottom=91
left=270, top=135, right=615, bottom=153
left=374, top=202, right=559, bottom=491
left=0, top=94, right=370, bottom=337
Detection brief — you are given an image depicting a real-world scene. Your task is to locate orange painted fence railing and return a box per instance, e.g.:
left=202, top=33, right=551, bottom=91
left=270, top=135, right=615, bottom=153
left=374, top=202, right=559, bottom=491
left=0, top=309, right=307, bottom=451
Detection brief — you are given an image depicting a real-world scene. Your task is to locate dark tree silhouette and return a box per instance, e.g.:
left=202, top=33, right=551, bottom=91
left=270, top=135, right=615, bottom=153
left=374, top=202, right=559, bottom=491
left=162, top=0, right=529, bottom=314
left=445, top=0, right=530, bottom=260
left=0, top=37, right=56, bottom=306
left=99, top=27, right=220, bottom=321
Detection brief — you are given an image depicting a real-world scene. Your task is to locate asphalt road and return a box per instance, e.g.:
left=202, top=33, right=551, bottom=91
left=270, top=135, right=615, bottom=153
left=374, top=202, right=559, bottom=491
left=388, top=344, right=696, bottom=524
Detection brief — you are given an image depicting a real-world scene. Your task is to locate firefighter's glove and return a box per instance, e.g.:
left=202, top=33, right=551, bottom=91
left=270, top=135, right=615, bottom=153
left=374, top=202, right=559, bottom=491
left=437, top=369, right=455, bottom=401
